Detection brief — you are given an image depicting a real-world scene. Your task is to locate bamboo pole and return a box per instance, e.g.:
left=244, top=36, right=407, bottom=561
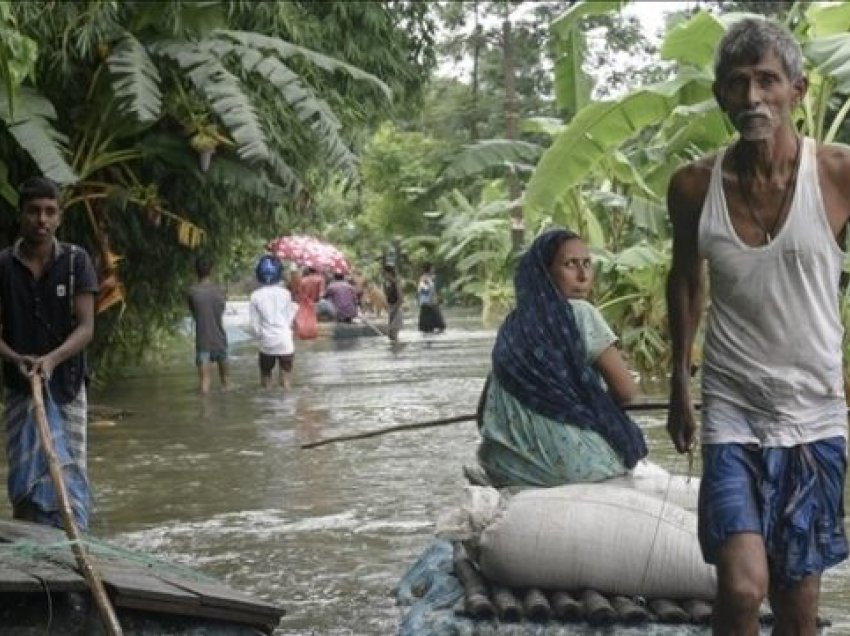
left=452, top=542, right=495, bottom=619
left=300, top=400, right=698, bottom=449
left=30, top=375, right=123, bottom=636
left=301, top=413, right=475, bottom=449
left=357, top=313, right=391, bottom=340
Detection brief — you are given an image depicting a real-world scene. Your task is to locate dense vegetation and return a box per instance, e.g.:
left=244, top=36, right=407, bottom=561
left=4, top=0, right=850, bottom=384
left=0, top=0, right=437, bottom=376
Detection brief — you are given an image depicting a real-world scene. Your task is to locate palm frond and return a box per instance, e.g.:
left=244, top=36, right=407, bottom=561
left=206, top=156, right=291, bottom=204
left=438, top=139, right=543, bottom=183
left=265, top=152, right=305, bottom=200
left=107, top=31, right=162, bottom=124
left=0, top=157, right=18, bottom=206
left=225, top=41, right=358, bottom=179
left=218, top=30, right=392, bottom=100
left=137, top=132, right=199, bottom=173
left=152, top=40, right=269, bottom=163
left=0, top=86, right=77, bottom=184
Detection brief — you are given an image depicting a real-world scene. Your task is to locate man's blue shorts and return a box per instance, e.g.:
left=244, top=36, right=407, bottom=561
left=196, top=349, right=227, bottom=366
left=698, top=437, right=848, bottom=587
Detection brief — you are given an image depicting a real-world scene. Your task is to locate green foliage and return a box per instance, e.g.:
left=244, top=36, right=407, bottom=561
left=594, top=243, right=672, bottom=380
left=434, top=138, right=543, bottom=187
left=525, top=70, right=714, bottom=223
left=434, top=1, right=569, bottom=141
left=521, top=0, right=850, bottom=382
left=359, top=122, right=448, bottom=238
left=0, top=0, right=438, bottom=378
left=0, top=86, right=77, bottom=185
left=107, top=31, right=162, bottom=124
left=550, top=1, right=627, bottom=112
left=0, top=3, right=38, bottom=120
left=427, top=187, right=516, bottom=324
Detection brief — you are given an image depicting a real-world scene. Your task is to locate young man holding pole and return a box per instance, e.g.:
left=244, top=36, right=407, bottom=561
left=0, top=176, right=98, bottom=529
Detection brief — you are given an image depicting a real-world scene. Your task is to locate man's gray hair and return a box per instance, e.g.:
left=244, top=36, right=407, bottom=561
left=715, top=17, right=804, bottom=85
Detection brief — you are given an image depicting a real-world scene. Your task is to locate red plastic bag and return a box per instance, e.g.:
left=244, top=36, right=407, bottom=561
left=294, top=297, right=318, bottom=340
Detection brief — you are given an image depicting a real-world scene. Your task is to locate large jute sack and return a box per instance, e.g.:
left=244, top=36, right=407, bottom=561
left=606, top=459, right=701, bottom=512
left=478, top=484, right=716, bottom=600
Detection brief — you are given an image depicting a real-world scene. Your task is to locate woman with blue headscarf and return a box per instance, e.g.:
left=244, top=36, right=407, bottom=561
left=477, top=228, right=648, bottom=487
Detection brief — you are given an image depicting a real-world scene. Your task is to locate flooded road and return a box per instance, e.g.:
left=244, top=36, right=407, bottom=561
left=2, top=307, right=849, bottom=634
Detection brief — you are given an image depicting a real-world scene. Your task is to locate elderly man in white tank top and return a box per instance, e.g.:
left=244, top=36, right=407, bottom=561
left=666, top=18, right=850, bottom=636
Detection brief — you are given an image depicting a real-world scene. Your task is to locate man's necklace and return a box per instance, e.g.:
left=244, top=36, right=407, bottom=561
left=735, top=135, right=802, bottom=245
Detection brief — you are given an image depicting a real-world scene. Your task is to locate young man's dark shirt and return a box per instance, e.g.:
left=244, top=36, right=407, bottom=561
left=0, top=240, right=98, bottom=403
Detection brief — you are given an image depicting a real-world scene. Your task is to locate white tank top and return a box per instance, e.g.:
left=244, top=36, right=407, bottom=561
left=697, top=137, right=847, bottom=446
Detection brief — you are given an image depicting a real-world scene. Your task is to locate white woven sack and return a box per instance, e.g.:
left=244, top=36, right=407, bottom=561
left=435, top=485, right=502, bottom=542
left=478, top=484, right=716, bottom=600
left=606, top=460, right=701, bottom=512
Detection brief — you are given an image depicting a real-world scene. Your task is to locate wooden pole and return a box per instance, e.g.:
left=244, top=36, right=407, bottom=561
left=357, top=313, right=390, bottom=340
left=300, top=400, right=696, bottom=450
left=301, top=413, right=475, bottom=449
left=30, top=375, right=124, bottom=636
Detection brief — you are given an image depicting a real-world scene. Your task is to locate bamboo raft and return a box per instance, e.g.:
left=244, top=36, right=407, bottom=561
left=451, top=541, right=716, bottom=626
left=397, top=539, right=832, bottom=635
left=0, top=520, right=284, bottom=635
left=453, top=543, right=724, bottom=627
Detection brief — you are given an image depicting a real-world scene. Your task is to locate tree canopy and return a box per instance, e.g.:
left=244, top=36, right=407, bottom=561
left=0, top=0, right=437, bottom=374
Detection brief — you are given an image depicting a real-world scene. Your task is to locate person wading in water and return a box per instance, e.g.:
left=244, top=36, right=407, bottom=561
left=666, top=18, right=850, bottom=635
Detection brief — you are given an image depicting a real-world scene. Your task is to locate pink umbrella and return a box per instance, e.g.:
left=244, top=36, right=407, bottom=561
left=268, top=235, right=351, bottom=275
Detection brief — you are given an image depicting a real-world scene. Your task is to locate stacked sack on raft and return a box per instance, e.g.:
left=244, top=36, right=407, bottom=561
left=399, top=461, right=725, bottom=630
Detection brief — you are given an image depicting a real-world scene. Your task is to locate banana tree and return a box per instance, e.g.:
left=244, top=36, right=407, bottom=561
left=0, top=1, right=420, bottom=374
left=528, top=2, right=850, bottom=223
left=594, top=243, right=673, bottom=381
left=0, top=2, right=37, bottom=130
left=523, top=0, right=850, bottom=378
left=1, top=1, right=392, bottom=307
left=426, top=186, right=515, bottom=325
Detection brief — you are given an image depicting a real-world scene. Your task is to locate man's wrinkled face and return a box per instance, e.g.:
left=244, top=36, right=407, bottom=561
left=714, top=50, right=805, bottom=141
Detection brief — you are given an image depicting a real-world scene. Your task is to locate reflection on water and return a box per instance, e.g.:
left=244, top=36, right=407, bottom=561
left=1, top=309, right=849, bottom=635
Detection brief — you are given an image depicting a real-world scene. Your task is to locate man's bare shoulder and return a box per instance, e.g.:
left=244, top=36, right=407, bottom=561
left=668, top=154, right=717, bottom=215
left=814, top=141, right=850, bottom=227
left=816, top=141, right=850, bottom=180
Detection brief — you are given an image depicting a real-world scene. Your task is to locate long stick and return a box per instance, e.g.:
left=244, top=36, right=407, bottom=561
left=301, top=413, right=476, bottom=449
left=300, top=400, right=700, bottom=450
left=30, top=375, right=124, bottom=636
left=357, top=313, right=391, bottom=340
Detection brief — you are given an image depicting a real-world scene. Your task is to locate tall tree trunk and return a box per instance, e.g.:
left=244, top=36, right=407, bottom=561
left=503, top=17, right=524, bottom=250
left=470, top=2, right=481, bottom=142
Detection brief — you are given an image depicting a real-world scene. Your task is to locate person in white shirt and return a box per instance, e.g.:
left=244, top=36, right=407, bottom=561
left=249, top=255, right=298, bottom=389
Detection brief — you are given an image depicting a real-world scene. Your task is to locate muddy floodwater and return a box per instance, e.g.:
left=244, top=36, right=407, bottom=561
left=2, top=306, right=849, bottom=635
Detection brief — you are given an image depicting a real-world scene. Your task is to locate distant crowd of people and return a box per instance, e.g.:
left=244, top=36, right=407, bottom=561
left=186, top=254, right=447, bottom=392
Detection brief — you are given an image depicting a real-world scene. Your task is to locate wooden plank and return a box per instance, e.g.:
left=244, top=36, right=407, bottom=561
left=0, top=521, right=82, bottom=575
left=113, top=595, right=282, bottom=633
left=26, top=562, right=88, bottom=591
left=0, top=519, right=282, bottom=632
left=100, top=565, right=201, bottom=605
left=1, top=536, right=85, bottom=592
left=158, top=572, right=283, bottom=616
left=0, top=565, right=43, bottom=592
left=0, top=556, right=90, bottom=592
left=0, top=520, right=68, bottom=545
left=98, top=564, right=201, bottom=605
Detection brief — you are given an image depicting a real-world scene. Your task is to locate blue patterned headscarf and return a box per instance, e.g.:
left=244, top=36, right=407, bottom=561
left=491, top=228, right=648, bottom=468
